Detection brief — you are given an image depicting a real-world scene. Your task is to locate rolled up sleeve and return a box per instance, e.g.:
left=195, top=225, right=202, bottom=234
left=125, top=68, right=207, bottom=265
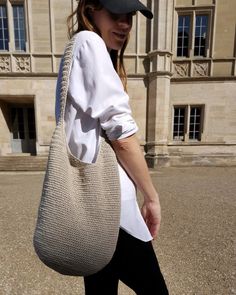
left=68, top=32, right=138, bottom=141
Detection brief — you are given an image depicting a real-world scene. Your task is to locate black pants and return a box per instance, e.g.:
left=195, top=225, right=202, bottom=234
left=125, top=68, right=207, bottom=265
left=84, top=229, right=169, bottom=295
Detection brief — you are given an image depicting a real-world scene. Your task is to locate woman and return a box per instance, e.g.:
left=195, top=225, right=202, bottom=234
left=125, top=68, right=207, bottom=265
left=56, top=0, right=169, bottom=294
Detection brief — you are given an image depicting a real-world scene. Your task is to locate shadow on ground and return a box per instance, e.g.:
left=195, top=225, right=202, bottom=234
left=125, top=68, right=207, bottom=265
left=0, top=167, right=235, bottom=295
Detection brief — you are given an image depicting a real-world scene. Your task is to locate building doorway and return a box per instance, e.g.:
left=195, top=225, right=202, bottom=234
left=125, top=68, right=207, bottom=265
left=10, top=105, right=36, bottom=155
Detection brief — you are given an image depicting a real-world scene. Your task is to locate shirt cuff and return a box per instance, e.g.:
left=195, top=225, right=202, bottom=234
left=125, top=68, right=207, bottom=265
left=101, top=116, right=139, bottom=141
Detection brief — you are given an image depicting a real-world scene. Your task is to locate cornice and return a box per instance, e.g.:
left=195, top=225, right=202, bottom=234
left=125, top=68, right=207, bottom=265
left=171, top=76, right=236, bottom=82
left=145, top=142, right=236, bottom=147
left=0, top=73, right=57, bottom=78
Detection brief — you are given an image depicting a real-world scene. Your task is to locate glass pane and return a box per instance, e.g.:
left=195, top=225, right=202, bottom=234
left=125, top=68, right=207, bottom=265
left=201, top=37, right=206, bottom=46
left=179, top=116, right=185, bottom=124
left=174, top=116, right=179, bottom=124
left=2, top=6, right=6, bottom=17
left=200, top=46, right=205, bottom=56
left=196, top=15, right=201, bottom=26
left=174, top=124, right=179, bottom=132
left=20, top=29, right=25, bottom=38
left=14, top=18, right=18, bottom=27
left=20, top=40, right=26, bottom=51
left=19, top=19, right=24, bottom=29
left=13, top=6, right=17, bottom=18
left=177, top=48, right=183, bottom=57
left=177, top=37, right=182, bottom=47
left=182, top=47, right=188, bottom=56
left=14, top=29, right=19, bottom=39
left=15, top=39, right=20, bottom=50
left=183, top=31, right=189, bottom=38
left=19, top=7, right=24, bottom=18
left=195, top=108, right=201, bottom=116
left=195, top=27, right=200, bottom=37
left=195, top=37, right=200, bottom=47
left=3, top=18, right=8, bottom=28
left=183, top=37, right=189, bottom=46
left=4, top=40, right=8, bottom=50
left=202, top=16, right=208, bottom=26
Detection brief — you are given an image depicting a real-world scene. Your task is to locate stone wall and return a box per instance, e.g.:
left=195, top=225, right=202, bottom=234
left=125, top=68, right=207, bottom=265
left=0, top=0, right=235, bottom=166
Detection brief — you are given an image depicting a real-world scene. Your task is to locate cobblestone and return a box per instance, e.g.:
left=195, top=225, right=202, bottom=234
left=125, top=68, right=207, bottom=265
left=0, top=167, right=236, bottom=295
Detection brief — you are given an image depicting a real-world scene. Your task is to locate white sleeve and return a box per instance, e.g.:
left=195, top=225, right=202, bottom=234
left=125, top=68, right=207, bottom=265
left=68, top=32, right=138, bottom=141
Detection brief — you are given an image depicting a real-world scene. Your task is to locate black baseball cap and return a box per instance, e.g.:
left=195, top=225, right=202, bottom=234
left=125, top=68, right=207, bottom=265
left=99, top=0, right=153, bottom=19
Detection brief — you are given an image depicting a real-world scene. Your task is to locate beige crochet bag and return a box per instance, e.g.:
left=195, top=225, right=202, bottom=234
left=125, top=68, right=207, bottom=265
left=33, top=35, right=121, bottom=276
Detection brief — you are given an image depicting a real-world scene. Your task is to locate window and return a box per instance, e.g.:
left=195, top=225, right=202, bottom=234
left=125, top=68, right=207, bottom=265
left=0, top=5, right=9, bottom=50
left=194, top=15, right=208, bottom=56
left=173, top=105, right=204, bottom=141
left=0, top=2, right=27, bottom=52
left=177, top=12, right=210, bottom=58
left=13, top=5, right=26, bottom=51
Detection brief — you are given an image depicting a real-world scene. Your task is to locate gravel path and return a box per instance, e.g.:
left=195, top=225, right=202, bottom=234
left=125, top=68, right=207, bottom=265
left=0, top=167, right=235, bottom=295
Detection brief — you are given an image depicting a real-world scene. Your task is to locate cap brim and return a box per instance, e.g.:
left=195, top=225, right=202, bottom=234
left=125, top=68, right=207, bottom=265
left=99, top=0, right=153, bottom=19
left=139, top=9, right=153, bottom=19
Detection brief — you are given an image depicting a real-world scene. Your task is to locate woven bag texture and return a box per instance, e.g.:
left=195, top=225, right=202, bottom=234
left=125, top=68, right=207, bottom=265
left=33, top=34, right=121, bottom=276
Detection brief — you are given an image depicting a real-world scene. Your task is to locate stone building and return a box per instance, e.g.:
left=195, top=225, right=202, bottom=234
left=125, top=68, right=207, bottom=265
left=0, top=0, right=235, bottom=167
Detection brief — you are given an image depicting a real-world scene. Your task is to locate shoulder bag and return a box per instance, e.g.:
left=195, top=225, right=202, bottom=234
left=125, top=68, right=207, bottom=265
left=33, top=34, right=121, bottom=277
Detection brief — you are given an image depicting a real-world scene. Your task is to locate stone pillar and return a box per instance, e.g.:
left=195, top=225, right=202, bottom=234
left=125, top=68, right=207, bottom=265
left=145, top=0, right=174, bottom=167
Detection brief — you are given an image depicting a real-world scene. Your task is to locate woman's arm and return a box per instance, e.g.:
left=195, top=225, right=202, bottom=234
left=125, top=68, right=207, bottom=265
left=111, top=134, right=161, bottom=239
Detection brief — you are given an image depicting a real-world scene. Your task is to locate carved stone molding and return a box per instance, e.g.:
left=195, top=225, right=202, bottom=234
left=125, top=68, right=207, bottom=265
left=174, top=62, right=189, bottom=77
left=14, top=56, right=31, bottom=73
left=193, top=62, right=209, bottom=77
left=0, top=56, right=11, bottom=73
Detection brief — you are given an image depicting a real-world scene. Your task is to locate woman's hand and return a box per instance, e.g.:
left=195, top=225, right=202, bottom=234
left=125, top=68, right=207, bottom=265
left=141, top=199, right=161, bottom=239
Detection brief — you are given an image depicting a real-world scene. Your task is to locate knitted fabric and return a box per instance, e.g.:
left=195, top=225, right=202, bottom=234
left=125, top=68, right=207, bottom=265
left=33, top=34, right=121, bottom=276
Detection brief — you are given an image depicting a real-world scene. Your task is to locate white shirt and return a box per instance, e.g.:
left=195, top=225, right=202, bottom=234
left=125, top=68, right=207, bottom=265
left=55, top=30, right=152, bottom=242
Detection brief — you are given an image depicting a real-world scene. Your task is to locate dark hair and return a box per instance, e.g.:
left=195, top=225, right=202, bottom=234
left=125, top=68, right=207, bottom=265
left=67, top=0, right=129, bottom=91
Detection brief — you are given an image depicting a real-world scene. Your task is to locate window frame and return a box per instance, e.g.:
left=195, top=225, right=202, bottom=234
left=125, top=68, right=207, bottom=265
left=0, top=0, right=28, bottom=52
left=175, top=8, right=213, bottom=59
left=172, top=104, right=204, bottom=142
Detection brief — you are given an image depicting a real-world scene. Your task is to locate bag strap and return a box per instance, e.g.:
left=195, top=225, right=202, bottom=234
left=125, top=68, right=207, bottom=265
left=58, top=36, right=76, bottom=123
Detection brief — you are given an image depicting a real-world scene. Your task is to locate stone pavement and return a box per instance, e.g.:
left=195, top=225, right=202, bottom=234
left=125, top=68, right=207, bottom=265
left=0, top=167, right=235, bottom=295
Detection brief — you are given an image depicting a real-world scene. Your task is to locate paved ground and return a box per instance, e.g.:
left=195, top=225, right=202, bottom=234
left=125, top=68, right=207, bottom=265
left=0, top=167, right=236, bottom=295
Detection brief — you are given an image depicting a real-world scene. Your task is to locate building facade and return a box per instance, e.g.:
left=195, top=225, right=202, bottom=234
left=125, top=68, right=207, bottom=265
left=0, top=0, right=236, bottom=166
